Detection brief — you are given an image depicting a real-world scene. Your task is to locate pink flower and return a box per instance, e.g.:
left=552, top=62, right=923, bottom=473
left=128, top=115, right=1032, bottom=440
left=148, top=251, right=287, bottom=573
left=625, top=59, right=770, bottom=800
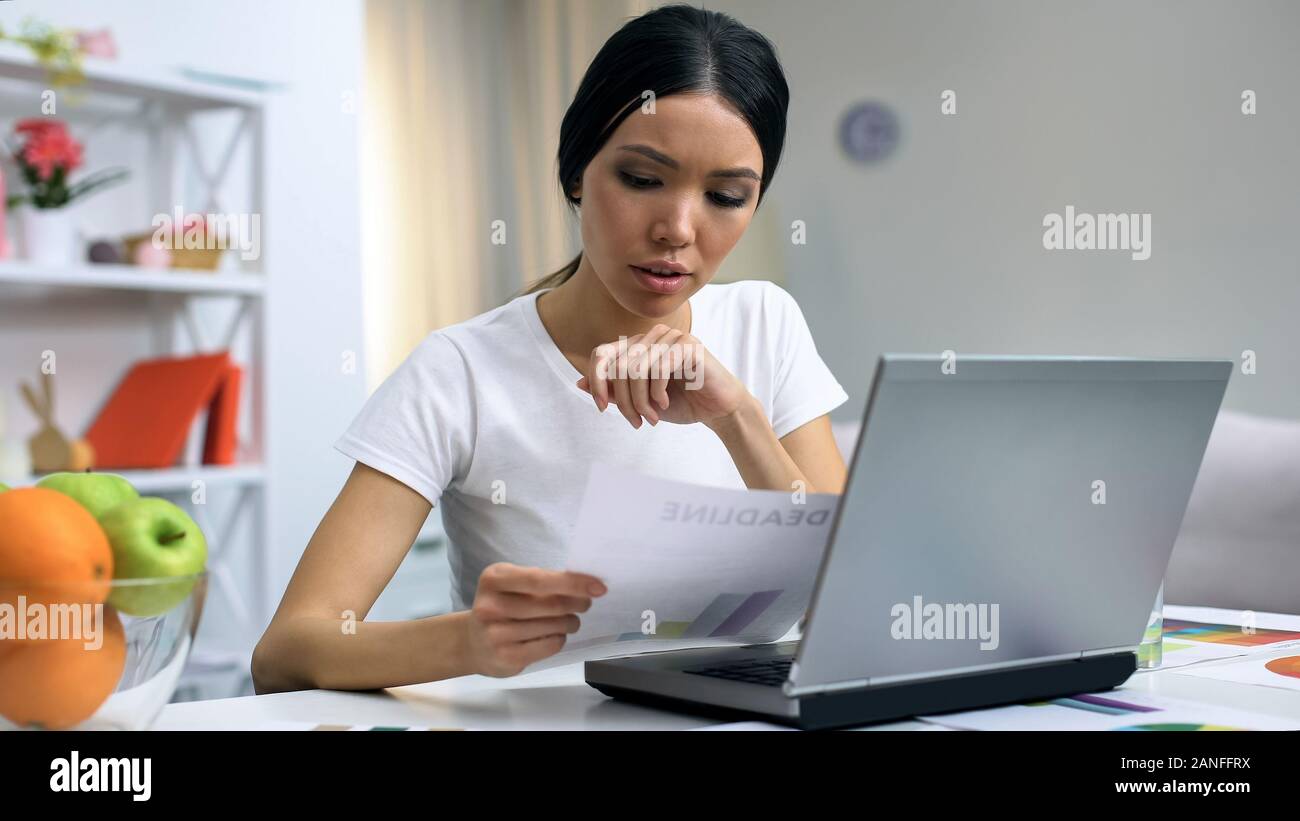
left=76, top=29, right=118, bottom=60
left=14, top=118, right=68, bottom=138
left=20, top=127, right=84, bottom=181
left=8, top=116, right=125, bottom=208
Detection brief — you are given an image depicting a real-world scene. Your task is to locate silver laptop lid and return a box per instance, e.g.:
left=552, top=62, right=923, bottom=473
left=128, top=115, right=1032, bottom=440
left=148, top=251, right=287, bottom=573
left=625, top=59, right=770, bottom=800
left=789, top=355, right=1230, bottom=694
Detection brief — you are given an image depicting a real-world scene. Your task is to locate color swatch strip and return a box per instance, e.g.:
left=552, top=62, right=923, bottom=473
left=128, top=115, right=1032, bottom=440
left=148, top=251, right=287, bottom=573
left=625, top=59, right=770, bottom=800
left=1161, top=619, right=1300, bottom=647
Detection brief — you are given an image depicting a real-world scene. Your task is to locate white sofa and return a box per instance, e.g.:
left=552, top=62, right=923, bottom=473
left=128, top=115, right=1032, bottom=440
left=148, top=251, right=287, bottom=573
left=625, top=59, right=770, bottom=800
left=828, top=410, right=1300, bottom=615
left=1165, top=410, right=1300, bottom=615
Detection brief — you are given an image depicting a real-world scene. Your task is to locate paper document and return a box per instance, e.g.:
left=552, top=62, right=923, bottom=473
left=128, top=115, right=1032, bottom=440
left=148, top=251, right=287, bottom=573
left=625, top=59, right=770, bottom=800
left=1139, top=609, right=1300, bottom=672
left=524, top=463, right=838, bottom=673
left=917, top=689, right=1298, bottom=731
left=1173, top=652, right=1300, bottom=692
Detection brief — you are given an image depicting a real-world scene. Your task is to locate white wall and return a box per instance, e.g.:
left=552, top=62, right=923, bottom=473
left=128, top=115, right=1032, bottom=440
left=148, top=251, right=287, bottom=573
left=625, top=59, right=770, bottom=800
left=0, top=0, right=366, bottom=651
left=713, top=0, right=1299, bottom=421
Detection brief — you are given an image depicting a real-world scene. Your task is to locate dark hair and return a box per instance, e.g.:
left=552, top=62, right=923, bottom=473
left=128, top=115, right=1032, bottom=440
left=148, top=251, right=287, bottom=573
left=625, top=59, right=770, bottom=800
left=521, top=3, right=789, bottom=296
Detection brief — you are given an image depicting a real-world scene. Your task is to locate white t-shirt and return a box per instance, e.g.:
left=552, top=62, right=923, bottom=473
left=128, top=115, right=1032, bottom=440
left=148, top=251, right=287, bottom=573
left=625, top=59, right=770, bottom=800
left=334, top=279, right=849, bottom=611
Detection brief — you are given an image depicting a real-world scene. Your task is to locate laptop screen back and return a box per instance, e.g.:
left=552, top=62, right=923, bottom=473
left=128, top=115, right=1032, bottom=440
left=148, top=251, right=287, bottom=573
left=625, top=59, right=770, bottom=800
left=792, top=355, right=1230, bottom=691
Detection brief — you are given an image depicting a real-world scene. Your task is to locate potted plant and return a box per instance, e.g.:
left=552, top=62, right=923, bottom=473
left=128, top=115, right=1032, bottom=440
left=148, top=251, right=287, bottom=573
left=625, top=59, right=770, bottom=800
left=5, top=118, right=128, bottom=265
left=0, top=18, right=86, bottom=88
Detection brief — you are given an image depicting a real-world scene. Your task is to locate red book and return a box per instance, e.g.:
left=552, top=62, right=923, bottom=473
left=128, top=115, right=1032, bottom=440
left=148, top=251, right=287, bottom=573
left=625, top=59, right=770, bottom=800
left=85, top=352, right=242, bottom=469
left=203, top=361, right=243, bottom=465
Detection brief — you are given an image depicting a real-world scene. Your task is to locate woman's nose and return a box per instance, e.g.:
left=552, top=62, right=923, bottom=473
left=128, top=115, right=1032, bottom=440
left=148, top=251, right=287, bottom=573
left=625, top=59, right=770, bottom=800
left=652, top=199, right=695, bottom=248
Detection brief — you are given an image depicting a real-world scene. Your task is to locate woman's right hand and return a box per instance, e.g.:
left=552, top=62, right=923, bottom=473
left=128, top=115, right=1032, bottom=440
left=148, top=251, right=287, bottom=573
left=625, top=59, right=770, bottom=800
left=464, top=562, right=607, bottom=677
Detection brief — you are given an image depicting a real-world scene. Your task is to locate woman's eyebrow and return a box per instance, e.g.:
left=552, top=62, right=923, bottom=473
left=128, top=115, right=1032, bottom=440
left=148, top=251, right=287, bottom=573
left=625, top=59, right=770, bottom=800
left=617, top=144, right=760, bottom=181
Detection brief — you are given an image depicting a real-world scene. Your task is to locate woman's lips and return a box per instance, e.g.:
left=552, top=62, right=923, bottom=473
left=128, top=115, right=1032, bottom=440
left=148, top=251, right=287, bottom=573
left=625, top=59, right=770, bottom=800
left=630, top=265, right=689, bottom=294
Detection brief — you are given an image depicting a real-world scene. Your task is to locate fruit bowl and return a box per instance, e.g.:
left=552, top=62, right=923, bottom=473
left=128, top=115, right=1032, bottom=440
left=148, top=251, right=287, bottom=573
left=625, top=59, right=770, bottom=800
left=0, top=572, right=207, bottom=730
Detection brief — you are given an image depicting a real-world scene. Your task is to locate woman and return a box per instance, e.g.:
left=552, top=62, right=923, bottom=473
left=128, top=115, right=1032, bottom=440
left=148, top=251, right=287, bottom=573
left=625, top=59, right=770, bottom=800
left=252, top=4, right=848, bottom=694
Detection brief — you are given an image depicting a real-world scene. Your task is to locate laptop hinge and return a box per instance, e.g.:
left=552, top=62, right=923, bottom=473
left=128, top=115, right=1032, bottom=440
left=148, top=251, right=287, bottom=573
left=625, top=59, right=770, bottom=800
left=785, top=649, right=1136, bottom=696
left=1081, top=645, right=1135, bottom=658
left=782, top=677, right=872, bottom=698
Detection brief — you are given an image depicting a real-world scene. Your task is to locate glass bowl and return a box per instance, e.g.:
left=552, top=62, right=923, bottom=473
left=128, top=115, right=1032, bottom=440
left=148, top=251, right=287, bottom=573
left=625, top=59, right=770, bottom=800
left=0, top=572, right=208, bottom=730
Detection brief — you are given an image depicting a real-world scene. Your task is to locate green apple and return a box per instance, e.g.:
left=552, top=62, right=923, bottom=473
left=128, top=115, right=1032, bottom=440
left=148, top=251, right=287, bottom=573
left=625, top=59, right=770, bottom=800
left=99, top=497, right=207, bottom=617
left=36, top=471, right=139, bottom=520
left=0, top=482, right=8, bottom=493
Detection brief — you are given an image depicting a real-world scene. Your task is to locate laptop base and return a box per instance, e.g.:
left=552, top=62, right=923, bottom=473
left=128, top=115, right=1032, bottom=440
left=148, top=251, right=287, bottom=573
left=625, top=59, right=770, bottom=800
left=587, top=651, right=1137, bottom=730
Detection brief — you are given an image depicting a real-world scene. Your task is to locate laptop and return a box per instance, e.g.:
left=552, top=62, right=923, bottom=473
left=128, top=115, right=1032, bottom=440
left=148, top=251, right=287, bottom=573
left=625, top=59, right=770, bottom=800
left=585, top=355, right=1231, bottom=729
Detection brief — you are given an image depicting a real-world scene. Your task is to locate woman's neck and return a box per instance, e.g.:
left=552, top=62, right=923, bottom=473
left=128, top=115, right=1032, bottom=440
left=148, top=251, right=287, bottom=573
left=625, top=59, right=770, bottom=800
left=536, top=256, right=692, bottom=363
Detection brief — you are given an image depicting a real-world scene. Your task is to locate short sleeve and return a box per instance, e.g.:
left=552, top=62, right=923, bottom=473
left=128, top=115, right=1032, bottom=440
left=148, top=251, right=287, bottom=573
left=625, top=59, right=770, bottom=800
left=764, top=282, right=849, bottom=439
left=333, top=331, right=473, bottom=507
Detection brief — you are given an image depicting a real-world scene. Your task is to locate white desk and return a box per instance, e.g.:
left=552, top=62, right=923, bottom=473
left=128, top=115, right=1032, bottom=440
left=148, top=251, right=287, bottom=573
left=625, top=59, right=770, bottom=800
left=155, top=606, right=1300, bottom=730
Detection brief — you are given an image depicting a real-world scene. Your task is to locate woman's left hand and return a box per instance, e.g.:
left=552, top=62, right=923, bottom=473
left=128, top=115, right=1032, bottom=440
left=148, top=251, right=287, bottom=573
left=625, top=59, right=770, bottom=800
left=576, top=324, right=751, bottom=430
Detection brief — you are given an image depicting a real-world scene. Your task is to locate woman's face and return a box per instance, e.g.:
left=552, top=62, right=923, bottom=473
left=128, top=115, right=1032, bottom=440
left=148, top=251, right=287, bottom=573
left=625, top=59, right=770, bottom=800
left=572, top=92, right=765, bottom=319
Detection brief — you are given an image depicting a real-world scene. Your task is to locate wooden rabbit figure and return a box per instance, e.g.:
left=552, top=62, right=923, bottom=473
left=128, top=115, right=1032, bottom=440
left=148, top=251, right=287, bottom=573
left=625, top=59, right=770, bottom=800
left=20, top=371, right=95, bottom=473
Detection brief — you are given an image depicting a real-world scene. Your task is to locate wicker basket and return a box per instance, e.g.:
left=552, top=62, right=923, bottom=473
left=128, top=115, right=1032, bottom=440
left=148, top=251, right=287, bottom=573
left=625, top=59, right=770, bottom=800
left=122, top=231, right=225, bottom=271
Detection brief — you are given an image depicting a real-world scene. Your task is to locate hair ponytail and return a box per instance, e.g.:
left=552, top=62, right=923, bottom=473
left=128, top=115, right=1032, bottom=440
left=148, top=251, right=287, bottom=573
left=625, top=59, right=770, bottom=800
left=521, top=251, right=582, bottom=296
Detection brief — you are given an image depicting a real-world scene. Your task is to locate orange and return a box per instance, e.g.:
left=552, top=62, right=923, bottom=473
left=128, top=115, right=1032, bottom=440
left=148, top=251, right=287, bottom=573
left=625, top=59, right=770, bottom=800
left=0, top=605, right=126, bottom=729
left=0, top=487, right=114, bottom=609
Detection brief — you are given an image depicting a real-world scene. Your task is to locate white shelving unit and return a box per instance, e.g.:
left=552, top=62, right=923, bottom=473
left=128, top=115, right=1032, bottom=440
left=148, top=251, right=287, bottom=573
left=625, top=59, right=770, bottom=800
left=0, top=260, right=266, bottom=295
left=0, top=47, right=272, bottom=682
left=0, top=43, right=264, bottom=110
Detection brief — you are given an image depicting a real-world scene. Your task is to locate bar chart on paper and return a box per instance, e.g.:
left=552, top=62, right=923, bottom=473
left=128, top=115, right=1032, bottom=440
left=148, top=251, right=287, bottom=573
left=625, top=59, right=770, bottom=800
left=553, top=579, right=806, bottom=665
left=610, top=590, right=786, bottom=642
left=1162, top=619, right=1300, bottom=647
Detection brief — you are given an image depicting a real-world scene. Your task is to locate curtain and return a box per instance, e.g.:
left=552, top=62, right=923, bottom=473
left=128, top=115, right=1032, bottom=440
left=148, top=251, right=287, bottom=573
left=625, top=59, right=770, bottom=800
left=362, top=0, right=654, bottom=390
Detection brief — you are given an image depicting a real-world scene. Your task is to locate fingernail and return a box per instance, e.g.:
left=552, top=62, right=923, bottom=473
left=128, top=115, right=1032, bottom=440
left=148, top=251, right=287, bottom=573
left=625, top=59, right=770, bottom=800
left=589, top=583, right=606, bottom=596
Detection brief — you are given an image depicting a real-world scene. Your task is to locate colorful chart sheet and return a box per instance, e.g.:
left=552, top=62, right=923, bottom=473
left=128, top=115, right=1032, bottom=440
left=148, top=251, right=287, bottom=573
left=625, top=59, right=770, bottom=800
left=1174, top=653, right=1300, bottom=692
left=917, top=689, right=1297, bottom=731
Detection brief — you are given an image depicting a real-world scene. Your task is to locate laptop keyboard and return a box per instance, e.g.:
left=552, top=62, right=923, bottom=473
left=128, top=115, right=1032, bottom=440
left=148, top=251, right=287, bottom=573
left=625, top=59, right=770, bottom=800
left=684, top=656, right=793, bottom=687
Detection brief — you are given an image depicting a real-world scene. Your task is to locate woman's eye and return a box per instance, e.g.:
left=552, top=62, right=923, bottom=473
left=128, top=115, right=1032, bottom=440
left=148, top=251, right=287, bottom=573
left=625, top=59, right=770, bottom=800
left=620, top=172, right=657, bottom=188
left=620, top=172, right=747, bottom=209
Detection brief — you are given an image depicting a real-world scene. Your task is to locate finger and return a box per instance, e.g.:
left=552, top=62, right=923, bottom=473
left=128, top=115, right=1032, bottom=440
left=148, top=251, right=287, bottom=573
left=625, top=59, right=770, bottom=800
left=632, top=326, right=676, bottom=419
left=510, top=633, right=568, bottom=669
left=484, top=564, right=607, bottom=598
left=576, top=376, right=589, bottom=393
left=588, top=343, right=617, bottom=412
left=648, top=329, right=683, bottom=409
left=496, top=591, right=593, bottom=619
left=611, top=371, right=642, bottom=428
left=625, top=341, right=658, bottom=424
left=494, top=614, right=582, bottom=644
left=682, top=338, right=705, bottom=391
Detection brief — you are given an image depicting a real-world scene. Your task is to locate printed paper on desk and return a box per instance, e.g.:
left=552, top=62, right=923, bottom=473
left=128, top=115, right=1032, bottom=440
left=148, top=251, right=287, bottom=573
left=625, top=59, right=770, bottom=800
left=523, top=462, right=839, bottom=673
left=1173, top=652, right=1300, bottom=692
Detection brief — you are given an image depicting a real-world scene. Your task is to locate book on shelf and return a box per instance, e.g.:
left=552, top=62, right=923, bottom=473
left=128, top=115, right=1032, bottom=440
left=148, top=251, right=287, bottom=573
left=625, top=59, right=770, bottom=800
left=85, top=351, right=243, bottom=469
